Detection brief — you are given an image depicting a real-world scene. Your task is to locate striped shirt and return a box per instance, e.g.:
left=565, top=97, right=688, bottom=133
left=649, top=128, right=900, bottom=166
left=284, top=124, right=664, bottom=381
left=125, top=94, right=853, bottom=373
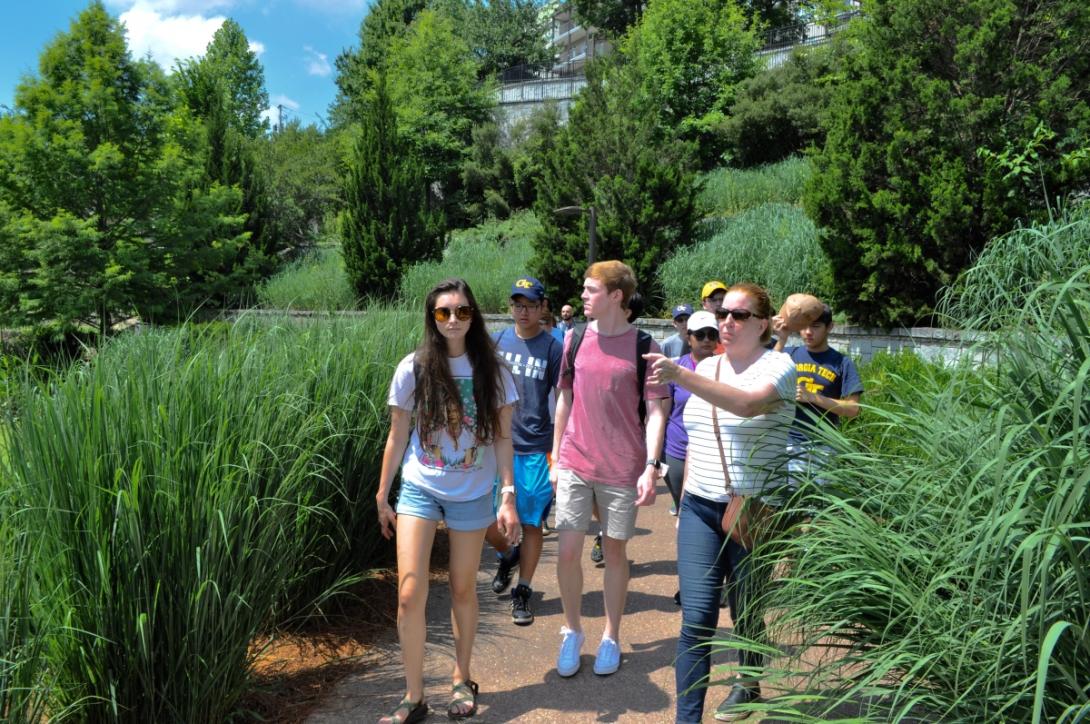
left=683, top=350, right=796, bottom=500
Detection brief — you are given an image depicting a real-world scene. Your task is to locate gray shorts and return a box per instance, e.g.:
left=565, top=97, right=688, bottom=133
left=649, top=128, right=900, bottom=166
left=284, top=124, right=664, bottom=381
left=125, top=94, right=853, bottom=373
left=554, top=468, right=639, bottom=540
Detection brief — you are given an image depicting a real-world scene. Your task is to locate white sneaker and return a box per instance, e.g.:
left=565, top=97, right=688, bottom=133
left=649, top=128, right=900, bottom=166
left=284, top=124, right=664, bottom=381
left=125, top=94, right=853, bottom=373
left=593, top=636, right=621, bottom=675
left=556, top=626, right=585, bottom=677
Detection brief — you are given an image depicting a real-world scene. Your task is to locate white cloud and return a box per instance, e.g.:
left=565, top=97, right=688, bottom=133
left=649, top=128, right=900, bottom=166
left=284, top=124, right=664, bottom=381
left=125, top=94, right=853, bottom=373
left=304, top=46, right=331, bottom=77
left=120, top=3, right=225, bottom=71
left=249, top=40, right=265, bottom=56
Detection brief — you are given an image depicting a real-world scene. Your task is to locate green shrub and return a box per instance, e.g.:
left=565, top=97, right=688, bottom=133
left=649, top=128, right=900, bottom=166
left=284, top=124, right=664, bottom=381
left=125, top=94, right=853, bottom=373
left=658, top=202, right=832, bottom=307
left=805, top=0, right=1090, bottom=327
left=399, top=211, right=539, bottom=311
left=720, top=44, right=842, bottom=167
left=257, top=245, right=358, bottom=311
left=734, top=213, right=1090, bottom=721
left=697, top=156, right=813, bottom=217
left=1, top=312, right=418, bottom=720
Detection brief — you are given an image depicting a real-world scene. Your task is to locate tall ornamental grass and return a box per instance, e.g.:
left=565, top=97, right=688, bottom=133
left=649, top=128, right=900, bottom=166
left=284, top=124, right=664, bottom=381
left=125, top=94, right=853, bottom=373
left=730, top=214, right=1090, bottom=722
left=398, top=211, right=539, bottom=311
left=0, top=310, right=418, bottom=721
left=945, top=204, right=1090, bottom=327
left=697, top=156, right=812, bottom=217
left=257, top=245, right=358, bottom=311
left=0, top=486, right=60, bottom=723
left=658, top=203, right=833, bottom=307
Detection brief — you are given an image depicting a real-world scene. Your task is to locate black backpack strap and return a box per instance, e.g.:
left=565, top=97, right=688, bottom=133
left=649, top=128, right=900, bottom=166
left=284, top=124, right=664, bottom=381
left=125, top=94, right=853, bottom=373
left=562, top=322, right=588, bottom=384
left=636, top=329, right=653, bottom=426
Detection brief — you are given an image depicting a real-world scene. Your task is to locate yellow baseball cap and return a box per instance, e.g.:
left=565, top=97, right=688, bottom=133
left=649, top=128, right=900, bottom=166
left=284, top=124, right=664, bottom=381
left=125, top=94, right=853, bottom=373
left=701, top=280, right=728, bottom=300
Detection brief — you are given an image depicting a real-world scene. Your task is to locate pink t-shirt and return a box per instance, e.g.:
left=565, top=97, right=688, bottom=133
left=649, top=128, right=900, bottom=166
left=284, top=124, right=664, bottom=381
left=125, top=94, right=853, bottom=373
left=557, top=325, right=668, bottom=487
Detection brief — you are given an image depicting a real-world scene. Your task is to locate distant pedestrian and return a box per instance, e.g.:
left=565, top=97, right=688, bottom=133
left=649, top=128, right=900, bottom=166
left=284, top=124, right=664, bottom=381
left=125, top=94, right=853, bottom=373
left=551, top=261, right=668, bottom=678
left=376, top=278, right=520, bottom=723
left=773, top=303, right=863, bottom=486
left=660, top=310, right=719, bottom=514
left=700, top=280, right=728, bottom=313
left=556, top=304, right=576, bottom=334
left=485, top=277, right=564, bottom=627
left=646, top=282, right=796, bottom=723
left=661, top=303, right=694, bottom=359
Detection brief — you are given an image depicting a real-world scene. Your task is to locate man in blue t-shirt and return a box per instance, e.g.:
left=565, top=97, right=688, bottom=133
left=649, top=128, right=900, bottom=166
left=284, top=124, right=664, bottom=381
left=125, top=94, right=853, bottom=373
left=774, top=303, right=864, bottom=486
left=485, top=276, right=563, bottom=626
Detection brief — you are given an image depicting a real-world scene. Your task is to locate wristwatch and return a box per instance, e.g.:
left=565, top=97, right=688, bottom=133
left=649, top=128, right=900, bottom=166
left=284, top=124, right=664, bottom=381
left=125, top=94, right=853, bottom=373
left=646, top=458, right=662, bottom=471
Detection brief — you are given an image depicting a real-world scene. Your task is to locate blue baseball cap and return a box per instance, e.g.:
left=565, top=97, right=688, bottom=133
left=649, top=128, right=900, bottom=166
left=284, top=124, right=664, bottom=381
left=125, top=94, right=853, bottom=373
left=671, top=303, right=694, bottom=320
left=511, top=276, right=546, bottom=302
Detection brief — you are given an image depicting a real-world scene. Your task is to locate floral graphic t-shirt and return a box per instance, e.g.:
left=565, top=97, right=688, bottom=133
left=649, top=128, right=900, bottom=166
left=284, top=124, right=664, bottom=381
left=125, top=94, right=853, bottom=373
left=388, top=352, right=518, bottom=501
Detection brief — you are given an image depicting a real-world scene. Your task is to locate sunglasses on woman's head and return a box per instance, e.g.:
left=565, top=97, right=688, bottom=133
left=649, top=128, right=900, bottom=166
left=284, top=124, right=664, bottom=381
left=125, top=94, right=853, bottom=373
left=689, top=328, right=719, bottom=342
left=433, top=305, right=474, bottom=323
left=715, top=308, right=763, bottom=322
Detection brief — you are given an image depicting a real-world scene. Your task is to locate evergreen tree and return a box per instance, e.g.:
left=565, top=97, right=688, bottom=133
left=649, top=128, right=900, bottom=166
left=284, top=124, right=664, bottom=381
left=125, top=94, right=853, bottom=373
left=340, top=74, right=444, bottom=301
left=331, top=0, right=427, bottom=125
left=0, top=2, right=248, bottom=336
left=531, top=57, right=698, bottom=308
left=805, top=0, right=1090, bottom=327
left=201, top=19, right=269, bottom=138
left=176, top=21, right=277, bottom=279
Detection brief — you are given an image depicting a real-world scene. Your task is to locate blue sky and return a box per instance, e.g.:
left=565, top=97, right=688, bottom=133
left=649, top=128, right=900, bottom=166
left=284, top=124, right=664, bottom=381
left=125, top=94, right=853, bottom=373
left=1, top=0, right=372, bottom=128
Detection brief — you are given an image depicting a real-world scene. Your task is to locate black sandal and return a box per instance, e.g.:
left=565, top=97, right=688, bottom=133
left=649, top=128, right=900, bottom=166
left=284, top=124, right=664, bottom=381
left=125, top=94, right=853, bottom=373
left=447, top=679, right=479, bottom=720
left=379, top=697, right=427, bottom=724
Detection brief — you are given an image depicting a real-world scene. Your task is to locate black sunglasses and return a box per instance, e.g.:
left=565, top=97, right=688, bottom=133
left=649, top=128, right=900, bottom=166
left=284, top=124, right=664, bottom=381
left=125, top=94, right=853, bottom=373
left=715, top=308, right=764, bottom=322
left=689, top=328, right=719, bottom=342
left=433, top=305, right=474, bottom=323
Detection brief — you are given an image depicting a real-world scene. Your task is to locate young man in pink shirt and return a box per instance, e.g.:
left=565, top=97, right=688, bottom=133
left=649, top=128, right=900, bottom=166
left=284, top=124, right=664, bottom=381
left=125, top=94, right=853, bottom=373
left=550, top=260, right=669, bottom=677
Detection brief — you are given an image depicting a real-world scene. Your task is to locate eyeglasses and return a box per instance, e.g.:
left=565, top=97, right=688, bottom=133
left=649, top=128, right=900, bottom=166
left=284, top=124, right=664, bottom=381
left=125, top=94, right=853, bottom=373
left=689, top=328, right=719, bottom=342
left=433, top=305, right=474, bottom=323
left=510, top=302, right=541, bottom=312
left=715, top=308, right=764, bottom=322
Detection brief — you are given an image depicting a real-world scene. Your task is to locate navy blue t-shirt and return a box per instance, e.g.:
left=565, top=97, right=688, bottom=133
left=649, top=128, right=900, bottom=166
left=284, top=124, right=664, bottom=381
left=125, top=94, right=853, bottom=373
left=494, top=327, right=563, bottom=454
left=785, top=345, right=864, bottom=441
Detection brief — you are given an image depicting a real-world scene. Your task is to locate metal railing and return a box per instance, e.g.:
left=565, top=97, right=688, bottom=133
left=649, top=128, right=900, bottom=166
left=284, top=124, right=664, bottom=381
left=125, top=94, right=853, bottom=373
left=500, top=60, right=583, bottom=85
left=760, top=10, right=861, bottom=52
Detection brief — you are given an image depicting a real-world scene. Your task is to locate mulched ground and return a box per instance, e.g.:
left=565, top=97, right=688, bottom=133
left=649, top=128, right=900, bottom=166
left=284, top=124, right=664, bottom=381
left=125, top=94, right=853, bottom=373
left=238, top=529, right=451, bottom=723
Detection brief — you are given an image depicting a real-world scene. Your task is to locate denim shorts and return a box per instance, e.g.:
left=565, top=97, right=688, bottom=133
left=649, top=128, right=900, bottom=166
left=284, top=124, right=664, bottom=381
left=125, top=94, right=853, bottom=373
left=396, top=479, right=495, bottom=531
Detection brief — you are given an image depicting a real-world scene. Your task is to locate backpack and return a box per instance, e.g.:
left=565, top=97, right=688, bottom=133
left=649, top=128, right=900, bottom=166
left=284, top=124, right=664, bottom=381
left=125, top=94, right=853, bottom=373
left=562, top=323, right=654, bottom=425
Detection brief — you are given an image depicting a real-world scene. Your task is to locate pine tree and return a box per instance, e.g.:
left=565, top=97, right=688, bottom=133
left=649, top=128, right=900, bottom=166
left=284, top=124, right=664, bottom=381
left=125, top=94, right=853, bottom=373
left=340, top=74, right=445, bottom=301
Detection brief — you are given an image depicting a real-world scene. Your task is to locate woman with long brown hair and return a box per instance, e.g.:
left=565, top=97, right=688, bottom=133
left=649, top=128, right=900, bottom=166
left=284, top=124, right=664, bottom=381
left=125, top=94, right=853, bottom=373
left=375, top=278, right=520, bottom=723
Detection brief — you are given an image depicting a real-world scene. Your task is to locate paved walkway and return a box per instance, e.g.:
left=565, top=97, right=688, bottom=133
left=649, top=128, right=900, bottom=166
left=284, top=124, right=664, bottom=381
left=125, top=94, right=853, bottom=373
left=308, top=483, right=748, bottom=723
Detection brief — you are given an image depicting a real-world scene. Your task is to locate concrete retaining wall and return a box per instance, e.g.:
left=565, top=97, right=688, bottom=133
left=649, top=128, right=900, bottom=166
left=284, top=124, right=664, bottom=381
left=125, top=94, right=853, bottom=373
left=483, top=315, right=986, bottom=366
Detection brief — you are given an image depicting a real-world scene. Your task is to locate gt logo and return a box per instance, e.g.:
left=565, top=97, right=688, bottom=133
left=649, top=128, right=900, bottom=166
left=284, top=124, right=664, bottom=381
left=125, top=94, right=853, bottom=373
left=515, top=279, right=534, bottom=288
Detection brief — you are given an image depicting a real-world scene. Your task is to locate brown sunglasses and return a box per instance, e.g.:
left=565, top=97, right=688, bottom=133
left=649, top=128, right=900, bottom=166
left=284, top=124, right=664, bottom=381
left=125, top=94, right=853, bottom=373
left=433, top=305, right=474, bottom=323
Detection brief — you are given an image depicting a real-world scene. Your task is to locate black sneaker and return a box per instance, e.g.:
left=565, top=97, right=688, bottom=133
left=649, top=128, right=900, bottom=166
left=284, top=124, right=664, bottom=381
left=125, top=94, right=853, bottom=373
left=491, top=545, right=520, bottom=594
left=713, top=683, right=760, bottom=721
left=510, top=583, right=534, bottom=626
left=589, top=534, right=603, bottom=564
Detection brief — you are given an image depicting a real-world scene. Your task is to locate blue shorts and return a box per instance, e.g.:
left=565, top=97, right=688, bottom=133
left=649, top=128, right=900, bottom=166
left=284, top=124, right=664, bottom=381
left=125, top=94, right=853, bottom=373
left=396, top=479, right=495, bottom=531
left=494, top=453, right=553, bottom=527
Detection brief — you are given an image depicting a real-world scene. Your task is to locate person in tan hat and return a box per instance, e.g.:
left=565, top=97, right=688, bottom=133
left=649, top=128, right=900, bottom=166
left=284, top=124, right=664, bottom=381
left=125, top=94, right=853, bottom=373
left=700, top=281, right=728, bottom=313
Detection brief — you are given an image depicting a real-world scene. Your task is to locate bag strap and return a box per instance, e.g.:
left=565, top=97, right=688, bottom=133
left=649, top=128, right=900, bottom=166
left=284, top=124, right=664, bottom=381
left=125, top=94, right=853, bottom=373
left=709, top=356, right=733, bottom=495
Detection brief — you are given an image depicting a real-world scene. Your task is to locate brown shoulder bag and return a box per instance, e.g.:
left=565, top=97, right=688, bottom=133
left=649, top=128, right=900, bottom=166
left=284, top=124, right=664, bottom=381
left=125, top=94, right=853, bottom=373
left=710, top=357, right=773, bottom=550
